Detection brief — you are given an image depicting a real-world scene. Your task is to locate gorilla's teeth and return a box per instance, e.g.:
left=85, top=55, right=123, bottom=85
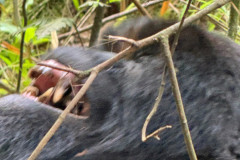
left=38, top=87, right=54, bottom=104
left=52, top=87, right=66, bottom=104
left=23, top=86, right=39, bottom=96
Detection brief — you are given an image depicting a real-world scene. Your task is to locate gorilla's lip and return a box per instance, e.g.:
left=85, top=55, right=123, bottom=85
left=20, top=94, right=88, bottom=120
left=21, top=94, right=88, bottom=120
left=22, top=59, right=90, bottom=117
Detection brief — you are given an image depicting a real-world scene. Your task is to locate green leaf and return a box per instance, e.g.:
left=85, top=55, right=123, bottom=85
left=25, top=0, right=34, bottom=9
left=36, top=18, right=74, bottom=38
left=0, top=54, right=11, bottom=65
left=199, top=0, right=213, bottom=9
left=208, top=23, right=216, bottom=31
left=0, top=49, right=18, bottom=65
left=0, top=22, right=19, bottom=34
left=0, top=89, right=8, bottom=96
left=72, top=0, right=80, bottom=10
left=107, top=0, right=120, bottom=3
left=23, top=59, right=35, bottom=68
left=32, top=37, right=50, bottom=45
left=80, top=1, right=108, bottom=8
left=24, top=27, right=36, bottom=43
left=22, top=78, right=31, bottom=88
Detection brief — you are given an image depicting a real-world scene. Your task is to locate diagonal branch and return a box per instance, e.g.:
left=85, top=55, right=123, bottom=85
left=160, top=37, right=197, bottom=160
left=131, top=0, right=152, bottom=18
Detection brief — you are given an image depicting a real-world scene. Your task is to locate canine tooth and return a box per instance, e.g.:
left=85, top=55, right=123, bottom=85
left=52, top=79, right=71, bottom=104
left=23, top=86, right=39, bottom=96
left=38, top=87, right=54, bottom=103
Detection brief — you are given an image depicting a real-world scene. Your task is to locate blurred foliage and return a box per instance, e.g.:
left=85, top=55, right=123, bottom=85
left=0, top=0, right=239, bottom=96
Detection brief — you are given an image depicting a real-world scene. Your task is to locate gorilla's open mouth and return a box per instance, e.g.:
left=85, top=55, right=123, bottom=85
left=22, top=59, right=90, bottom=117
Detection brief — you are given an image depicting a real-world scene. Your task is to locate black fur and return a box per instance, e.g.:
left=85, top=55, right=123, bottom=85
left=98, top=17, right=213, bottom=59
left=1, top=19, right=240, bottom=160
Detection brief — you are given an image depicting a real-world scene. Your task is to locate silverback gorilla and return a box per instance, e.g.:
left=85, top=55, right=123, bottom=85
left=1, top=17, right=240, bottom=160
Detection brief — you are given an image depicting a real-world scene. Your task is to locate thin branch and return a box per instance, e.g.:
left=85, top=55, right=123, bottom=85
left=142, top=0, right=192, bottom=142
left=58, top=0, right=165, bottom=40
left=231, top=1, right=240, bottom=15
left=170, top=0, right=192, bottom=54
left=180, top=0, right=228, bottom=31
left=145, top=125, right=172, bottom=141
left=142, top=66, right=168, bottom=142
left=137, top=0, right=231, bottom=48
left=16, top=0, right=27, bottom=93
left=63, top=7, right=96, bottom=46
left=73, top=23, right=84, bottom=46
left=37, top=62, right=90, bottom=79
left=74, top=149, right=88, bottom=157
left=161, top=37, right=197, bottom=160
left=143, top=1, right=197, bottom=159
left=120, top=0, right=127, bottom=11
left=77, top=7, right=96, bottom=28
left=51, top=31, right=59, bottom=49
left=180, top=1, right=240, bottom=40
left=108, top=35, right=139, bottom=47
left=131, top=0, right=152, bottom=18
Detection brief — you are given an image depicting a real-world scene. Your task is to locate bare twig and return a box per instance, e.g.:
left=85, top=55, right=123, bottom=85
left=74, top=149, right=88, bottom=157
left=180, top=1, right=239, bottom=40
left=142, top=0, right=192, bottom=142
left=170, top=0, right=192, bottom=54
left=64, top=7, right=96, bottom=46
left=77, top=7, right=96, bottom=29
left=58, top=0, right=165, bottom=40
left=137, top=0, right=231, bottom=48
left=51, top=31, right=59, bottom=49
left=131, top=0, right=152, bottom=18
left=37, top=62, right=90, bottom=79
left=231, top=1, right=240, bottom=15
left=108, top=35, right=139, bottom=47
left=145, top=125, right=172, bottom=141
left=16, top=0, right=27, bottom=93
left=180, top=0, right=228, bottom=31
left=161, top=37, right=197, bottom=160
left=142, top=66, right=168, bottom=142
left=72, top=23, right=85, bottom=46
left=120, top=0, right=127, bottom=11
